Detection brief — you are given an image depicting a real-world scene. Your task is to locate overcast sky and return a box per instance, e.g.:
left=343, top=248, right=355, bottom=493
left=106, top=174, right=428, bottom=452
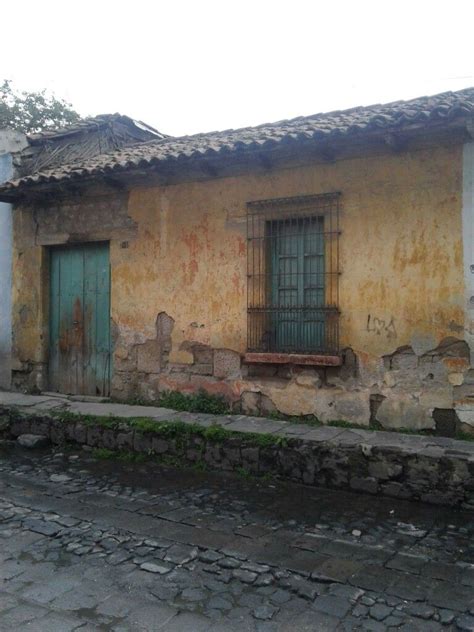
left=2, top=0, right=474, bottom=137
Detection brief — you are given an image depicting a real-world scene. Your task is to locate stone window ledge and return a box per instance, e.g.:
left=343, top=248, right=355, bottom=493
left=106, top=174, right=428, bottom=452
left=244, top=352, right=342, bottom=367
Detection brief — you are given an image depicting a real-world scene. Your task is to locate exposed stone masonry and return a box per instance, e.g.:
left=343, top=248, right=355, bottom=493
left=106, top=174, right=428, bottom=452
left=111, top=327, right=474, bottom=435
left=1, top=392, right=473, bottom=509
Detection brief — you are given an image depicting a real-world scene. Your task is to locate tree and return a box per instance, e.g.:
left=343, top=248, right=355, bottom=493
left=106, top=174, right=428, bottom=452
left=0, top=80, right=81, bottom=134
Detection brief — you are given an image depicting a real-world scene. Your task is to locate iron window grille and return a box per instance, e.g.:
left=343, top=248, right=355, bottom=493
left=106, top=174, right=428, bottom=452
left=247, top=192, right=341, bottom=355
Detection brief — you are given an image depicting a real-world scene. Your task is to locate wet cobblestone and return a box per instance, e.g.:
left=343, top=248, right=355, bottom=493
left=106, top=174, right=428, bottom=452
left=0, top=443, right=473, bottom=630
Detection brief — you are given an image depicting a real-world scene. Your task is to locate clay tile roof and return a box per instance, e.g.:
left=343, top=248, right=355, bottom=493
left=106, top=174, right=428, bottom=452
left=3, top=86, right=474, bottom=194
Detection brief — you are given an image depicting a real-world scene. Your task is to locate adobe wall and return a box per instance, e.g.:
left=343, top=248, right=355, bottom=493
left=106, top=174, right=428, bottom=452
left=11, top=142, right=473, bottom=431
left=113, top=143, right=468, bottom=431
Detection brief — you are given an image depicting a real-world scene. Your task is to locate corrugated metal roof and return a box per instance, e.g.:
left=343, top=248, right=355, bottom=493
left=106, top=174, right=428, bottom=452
left=3, top=87, right=474, bottom=194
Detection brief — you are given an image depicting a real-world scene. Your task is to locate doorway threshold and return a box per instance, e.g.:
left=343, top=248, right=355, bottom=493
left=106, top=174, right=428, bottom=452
left=41, top=392, right=111, bottom=404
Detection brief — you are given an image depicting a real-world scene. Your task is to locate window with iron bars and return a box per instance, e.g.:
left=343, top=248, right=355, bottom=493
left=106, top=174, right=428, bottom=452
left=247, top=193, right=341, bottom=356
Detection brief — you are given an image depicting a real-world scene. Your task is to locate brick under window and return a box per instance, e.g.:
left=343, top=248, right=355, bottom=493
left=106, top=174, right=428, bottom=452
left=246, top=193, right=341, bottom=356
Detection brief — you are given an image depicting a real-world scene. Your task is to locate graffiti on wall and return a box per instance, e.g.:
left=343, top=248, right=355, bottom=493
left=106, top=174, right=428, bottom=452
left=367, top=314, right=397, bottom=339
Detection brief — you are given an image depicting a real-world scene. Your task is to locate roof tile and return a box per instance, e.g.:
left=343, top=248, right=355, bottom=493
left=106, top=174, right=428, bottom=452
left=3, top=86, right=474, bottom=193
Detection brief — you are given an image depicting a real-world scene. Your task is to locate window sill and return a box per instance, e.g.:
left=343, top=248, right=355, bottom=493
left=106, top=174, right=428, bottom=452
left=244, top=352, right=342, bottom=367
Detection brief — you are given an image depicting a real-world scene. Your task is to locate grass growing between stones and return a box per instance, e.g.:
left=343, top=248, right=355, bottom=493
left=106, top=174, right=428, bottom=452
left=107, top=391, right=474, bottom=442
left=50, top=411, right=290, bottom=448
left=455, top=430, right=474, bottom=442
left=11, top=401, right=474, bottom=444
left=89, top=446, right=269, bottom=480
left=91, top=446, right=211, bottom=472
left=54, top=411, right=123, bottom=427
left=45, top=411, right=292, bottom=477
left=116, top=389, right=231, bottom=415
left=236, top=467, right=253, bottom=480
left=91, top=448, right=148, bottom=463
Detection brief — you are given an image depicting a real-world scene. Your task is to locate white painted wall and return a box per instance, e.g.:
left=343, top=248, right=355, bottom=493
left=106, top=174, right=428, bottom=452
left=0, top=130, right=27, bottom=389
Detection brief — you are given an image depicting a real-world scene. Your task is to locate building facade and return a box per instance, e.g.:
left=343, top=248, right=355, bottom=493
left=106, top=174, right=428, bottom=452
left=3, top=89, right=474, bottom=433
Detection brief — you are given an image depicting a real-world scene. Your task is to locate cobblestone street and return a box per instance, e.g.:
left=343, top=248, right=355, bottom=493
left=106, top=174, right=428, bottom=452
left=0, top=443, right=473, bottom=631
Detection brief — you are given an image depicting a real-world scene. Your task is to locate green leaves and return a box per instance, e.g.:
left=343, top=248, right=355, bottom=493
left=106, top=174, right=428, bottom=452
left=0, top=79, right=81, bottom=133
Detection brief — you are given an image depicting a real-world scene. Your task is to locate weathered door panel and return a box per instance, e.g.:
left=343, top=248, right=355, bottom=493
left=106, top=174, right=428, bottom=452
left=83, top=243, right=111, bottom=396
left=49, top=243, right=110, bottom=396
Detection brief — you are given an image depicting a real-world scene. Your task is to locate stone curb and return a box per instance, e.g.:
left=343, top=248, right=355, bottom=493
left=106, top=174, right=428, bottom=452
left=0, top=392, right=473, bottom=509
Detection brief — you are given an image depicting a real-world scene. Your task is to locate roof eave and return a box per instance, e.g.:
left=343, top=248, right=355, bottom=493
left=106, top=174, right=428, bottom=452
left=1, top=115, right=472, bottom=204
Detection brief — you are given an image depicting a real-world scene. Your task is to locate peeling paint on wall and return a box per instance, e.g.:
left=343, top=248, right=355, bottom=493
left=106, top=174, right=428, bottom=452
left=10, top=142, right=472, bottom=430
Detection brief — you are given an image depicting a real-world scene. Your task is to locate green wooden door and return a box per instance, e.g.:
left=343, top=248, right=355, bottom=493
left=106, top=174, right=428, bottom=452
left=271, top=217, right=325, bottom=352
left=49, top=242, right=111, bottom=396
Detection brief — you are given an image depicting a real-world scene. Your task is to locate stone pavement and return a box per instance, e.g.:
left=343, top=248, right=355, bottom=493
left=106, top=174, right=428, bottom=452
left=0, top=441, right=473, bottom=631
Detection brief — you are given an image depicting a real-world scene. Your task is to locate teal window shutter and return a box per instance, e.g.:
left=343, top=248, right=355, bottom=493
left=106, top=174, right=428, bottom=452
left=270, top=217, right=325, bottom=352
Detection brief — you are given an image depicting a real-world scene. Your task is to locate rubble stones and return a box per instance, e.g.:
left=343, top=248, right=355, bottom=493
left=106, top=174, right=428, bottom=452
left=164, top=545, right=198, bottom=565
left=199, top=550, right=223, bottom=563
left=232, top=569, right=257, bottom=584
left=213, top=349, right=241, bottom=379
left=17, top=434, right=49, bottom=448
left=140, top=562, right=172, bottom=574
left=218, top=557, right=241, bottom=569
left=253, top=604, right=279, bottom=620
left=377, top=395, right=435, bottom=431
left=22, top=518, right=61, bottom=537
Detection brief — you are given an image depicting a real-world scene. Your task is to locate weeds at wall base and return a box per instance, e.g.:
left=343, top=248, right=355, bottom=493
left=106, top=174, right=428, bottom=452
left=112, top=389, right=474, bottom=441
left=48, top=411, right=290, bottom=448
left=91, top=448, right=147, bottom=463
left=90, top=447, right=272, bottom=481
left=3, top=404, right=474, bottom=507
left=113, top=389, right=231, bottom=415
left=50, top=408, right=474, bottom=443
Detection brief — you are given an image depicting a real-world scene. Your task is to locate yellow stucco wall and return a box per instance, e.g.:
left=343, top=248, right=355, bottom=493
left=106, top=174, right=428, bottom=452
left=111, top=142, right=463, bottom=366
left=11, top=141, right=466, bottom=421
left=11, top=206, right=48, bottom=371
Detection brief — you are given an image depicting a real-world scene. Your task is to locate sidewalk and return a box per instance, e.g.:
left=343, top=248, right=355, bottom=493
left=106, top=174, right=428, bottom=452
left=1, top=390, right=473, bottom=509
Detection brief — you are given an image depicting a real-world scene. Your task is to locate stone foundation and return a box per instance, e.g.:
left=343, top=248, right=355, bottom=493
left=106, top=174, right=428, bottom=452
left=1, top=403, right=473, bottom=509
left=110, top=327, right=474, bottom=434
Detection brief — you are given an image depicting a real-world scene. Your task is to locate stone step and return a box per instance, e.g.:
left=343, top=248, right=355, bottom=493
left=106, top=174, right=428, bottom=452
left=41, top=391, right=70, bottom=400
left=41, top=392, right=111, bottom=404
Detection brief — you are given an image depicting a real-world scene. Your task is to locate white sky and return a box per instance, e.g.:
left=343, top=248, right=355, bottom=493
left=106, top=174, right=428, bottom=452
left=2, top=0, right=474, bottom=137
